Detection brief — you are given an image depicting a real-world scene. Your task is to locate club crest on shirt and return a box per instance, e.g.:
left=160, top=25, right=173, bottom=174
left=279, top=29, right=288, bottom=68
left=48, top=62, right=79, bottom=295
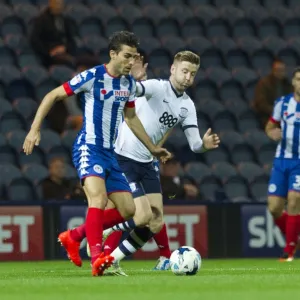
left=93, top=164, right=103, bottom=174
left=121, top=77, right=129, bottom=86
left=179, top=107, right=188, bottom=118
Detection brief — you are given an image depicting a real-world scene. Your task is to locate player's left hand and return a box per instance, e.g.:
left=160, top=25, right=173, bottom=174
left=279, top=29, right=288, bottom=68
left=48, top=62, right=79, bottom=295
left=130, top=55, right=148, bottom=81
left=202, top=128, right=220, bottom=150
left=151, top=147, right=172, bottom=162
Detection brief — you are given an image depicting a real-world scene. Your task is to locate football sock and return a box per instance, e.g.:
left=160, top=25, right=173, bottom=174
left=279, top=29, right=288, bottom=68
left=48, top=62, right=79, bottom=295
left=111, top=227, right=154, bottom=262
left=85, top=208, right=104, bottom=264
left=103, top=231, right=123, bottom=256
left=110, top=218, right=137, bottom=232
left=70, top=223, right=86, bottom=242
left=274, top=211, right=287, bottom=235
left=284, top=214, right=299, bottom=254
left=153, top=223, right=171, bottom=258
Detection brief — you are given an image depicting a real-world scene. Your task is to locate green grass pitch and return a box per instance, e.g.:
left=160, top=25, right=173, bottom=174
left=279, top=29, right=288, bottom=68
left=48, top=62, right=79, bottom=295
left=1, top=259, right=300, bottom=300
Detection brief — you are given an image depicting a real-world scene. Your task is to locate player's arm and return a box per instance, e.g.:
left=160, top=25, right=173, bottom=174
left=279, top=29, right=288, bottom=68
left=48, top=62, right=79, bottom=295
left=135, top=79, right=160, bottom=99
left=265, top=98, right=282, bottom=142
left=124, top=106, right=171, bottom=160
left=23, top=69, right=95, bottom=155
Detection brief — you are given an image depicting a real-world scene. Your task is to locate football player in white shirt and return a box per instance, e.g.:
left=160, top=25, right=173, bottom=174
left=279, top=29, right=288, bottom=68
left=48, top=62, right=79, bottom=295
left=99, top=50, right=220, bottom=274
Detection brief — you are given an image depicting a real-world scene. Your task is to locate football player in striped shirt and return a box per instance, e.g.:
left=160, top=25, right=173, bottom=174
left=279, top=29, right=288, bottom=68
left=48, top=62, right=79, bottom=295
left=266, top=67, right=300, bottom=261
left=23, top=31, right=171, bottom=276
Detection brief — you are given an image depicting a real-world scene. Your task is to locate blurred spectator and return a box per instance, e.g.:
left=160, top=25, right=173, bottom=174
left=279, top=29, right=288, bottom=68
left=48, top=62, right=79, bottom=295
left=41, top=157, right=85, bottom=200
left=252, top=59, right=292, bottom=128
left=160, top=157, right=199, bottom=200
left=30, top=0, right=98, bottom=69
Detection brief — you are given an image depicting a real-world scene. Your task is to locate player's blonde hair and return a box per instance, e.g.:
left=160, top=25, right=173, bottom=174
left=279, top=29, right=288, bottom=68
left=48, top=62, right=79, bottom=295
left=173, top=51, right=200, bottom=66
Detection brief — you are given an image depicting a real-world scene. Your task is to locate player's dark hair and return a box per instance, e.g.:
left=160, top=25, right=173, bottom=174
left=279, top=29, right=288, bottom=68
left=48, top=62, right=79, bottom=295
left=174, top=51, right=200, bottom=66
left=272, top=58, right=285, bottom=67
left=292, top=67, right=300, bottom=78
left=108, top=31, right=139, bottom=53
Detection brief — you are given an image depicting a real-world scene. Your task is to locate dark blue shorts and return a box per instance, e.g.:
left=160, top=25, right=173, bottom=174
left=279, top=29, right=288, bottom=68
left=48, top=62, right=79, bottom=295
left=116, top=154, right=161, bottom=198
left=72, top=143, right=131, bottom=195
left=268, top=158, right=300, bottom=197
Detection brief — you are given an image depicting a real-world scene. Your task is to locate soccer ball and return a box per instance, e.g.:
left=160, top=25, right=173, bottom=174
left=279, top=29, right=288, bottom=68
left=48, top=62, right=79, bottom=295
left=170, top=246, right=201, bottom=276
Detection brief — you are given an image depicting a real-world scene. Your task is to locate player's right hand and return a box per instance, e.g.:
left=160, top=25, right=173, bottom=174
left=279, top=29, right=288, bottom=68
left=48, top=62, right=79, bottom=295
left=151, top=147, right=172, bottom=162
left=269, top=128, right=282, bottom=141
left=23, top=128, right=41, bottom=155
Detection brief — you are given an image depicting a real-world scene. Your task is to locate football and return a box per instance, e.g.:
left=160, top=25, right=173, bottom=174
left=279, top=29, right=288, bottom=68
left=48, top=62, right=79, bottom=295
left=170, top=246, right=201, bottom=276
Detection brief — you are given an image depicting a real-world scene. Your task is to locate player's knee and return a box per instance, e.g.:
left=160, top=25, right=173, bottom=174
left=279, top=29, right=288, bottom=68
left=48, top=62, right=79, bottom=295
left=121, top=199, right=136, bottom=219
left=287, top=192, right=300, bottom=214
left=149, top=215, right=164, bottom=234
left=268, top=196, right=284, bottom=218
left=137, top=208, right=152, bottom=226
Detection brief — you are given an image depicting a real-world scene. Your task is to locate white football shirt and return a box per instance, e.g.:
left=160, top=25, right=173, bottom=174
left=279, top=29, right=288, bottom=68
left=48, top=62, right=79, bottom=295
left=114, top=79, right=198, bottom=162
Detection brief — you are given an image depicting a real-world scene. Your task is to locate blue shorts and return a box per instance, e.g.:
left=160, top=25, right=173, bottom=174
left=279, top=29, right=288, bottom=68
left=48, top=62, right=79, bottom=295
left=268, top=158, right=300, bottom=197
left=116, top=154, right=161, bottom=198
left=72, top=143, right=131, bottom=195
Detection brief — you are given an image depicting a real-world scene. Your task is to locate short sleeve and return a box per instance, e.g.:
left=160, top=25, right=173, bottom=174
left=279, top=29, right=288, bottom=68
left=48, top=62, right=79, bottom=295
left=63, top=68, right=96, bottom=96
left=270, top=97, right=283, bottom=123
left=180, top=101, right=198, bottom=130
left=136, top=79, right=161, bottom=98
left=125, top=78, right=136, bottom=108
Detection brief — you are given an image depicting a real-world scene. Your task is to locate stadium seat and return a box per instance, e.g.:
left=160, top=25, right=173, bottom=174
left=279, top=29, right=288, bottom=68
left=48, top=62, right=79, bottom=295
left=251, top=49, right=274, bottom=71
left=0, top=145, right=18, bottom=166
left=206, top=19, right=231, bottom=39
left=244, top=6, right=269, bottom=26
left=202, top=147, right=230, bottom=166
left=213, top=0, right=236, bottom=6
left=232, top=67, right=258, bottom=87
left=181, top=18, right=205, bottom=38
left=244, top=129, right=274, bottom=152
left=237, top=111, right=261, bottom=133
left=201, top=48, right=224, bottom=69
left=113, top=0, right=135, bottom=6
left=263, top=36, right=286, bottom=56
left=0, top=65, right=21, bottom=85
left=0, top=163, right=22, bottom=185
left=212, top=37, right=237, bottom=56
left=148, top=49, right=172, bottom=69
left=219, top=80, right=244, bottom=101
left=6, top=177, right=36, bottom=201
left=38, top=129, right=61, bottom=153
left=238, top=162, right=265, bottom=184
left=256, top=143, right=277, bottom=166
left=269, top=6, right=294, bottom=24
left=186, top=0, right=211, bottom=7
left=223, top=176, right=250, bottom=202
left=91, top=4, right=118, bottom=25
left=283, top=18, right=300, bottom=40
left=262, top=0, right=286, bottom=9
left=218, top=6, right=245, bottom=26
left=193, top=69, right=206, bottom=86
left=49, top=65, right=74, bottom=84
left=132, top=18, right=155, bottom=38
left=1, top=98, right=13, bottom=117
left=278, top=48, right=299, bottom=67
left=64, top=4, right=91, bottom=24
left=18, top=53, right=41, bottom=69
left=184, top=162, right=212, bottom=183
left=12, top=97, right=37, bottom=120
left=168, top=5, right=194, bottom=25
left=0, top=5, right=13, bottom=23
left=156, top=19, right=181, bottom=38
left=196, top=112, right=211, bottom=130
left=237, top=37, right=263, bottom=56
left=18, top=148, right=45, bottom=168
left=0, top=46, right=16, bottom=66
left=258, top=18, right=282, bottom=39
left=198, top=176, right=222, bottom=202
left=1, top=16, right=26, bottom=37
left=195, top=98, right=224, bottom=120
left=6, top=78, right=35, bottom=100
left=22, top=65, right=49, bottom=87
left=194, top=5, right=218, bottom=26
left=65, top=164, right=78, bottom=180
left=61, top=130, right=78, bottom=150
left=83, top=35, right=107, bottom=54
left=287, top=0, right=300, bottom=7
left=0, top=133, right=6, bottom=147
left=206, top=67, right=232, bottom=86
left=142, top=5, right=168, bottom=25
left=223, top=99, right=249, bottom=118
left=161, top=36, right=186, bottom=56
left=166, top=128, right=189, bottom=150
left=152, top=67, right=169, bottom=79
left=211, top=161, right=238, bottom=183
left=119, top=4, right=143, bottom=24
left=231, top=144, right=256, bottom=165
left=232, top=19, right=256, bottom=38
left=45, top=145, right=71, bottom=165
left=139, top=37, right=161, bottom=55
left=250, top=175, right=269, bottom=202
left=6, top=129, right=27, bottom=152
left=104, top=18, right=130, bottom=39
left=79, top=18, right=102, bottom=38
left=22, top=163, right=49, bottom=185
left=220, top=130, right=245, bottom=152
left=9, top=0, right=39, bottom=4
left=13, top=4, right=39, bottom=24
left=185, top=37, right=213, bottom=55
left=0, top=111, right=26, bottom=134
left=35, top=79, right=60, bottom=102
left=136, top=0, right=161, bottom=6
left=161, top=0, right=186, bottom=6
left=226, top=49, right=250, bottom=69
left=212, top=111, right=237, bottom=132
